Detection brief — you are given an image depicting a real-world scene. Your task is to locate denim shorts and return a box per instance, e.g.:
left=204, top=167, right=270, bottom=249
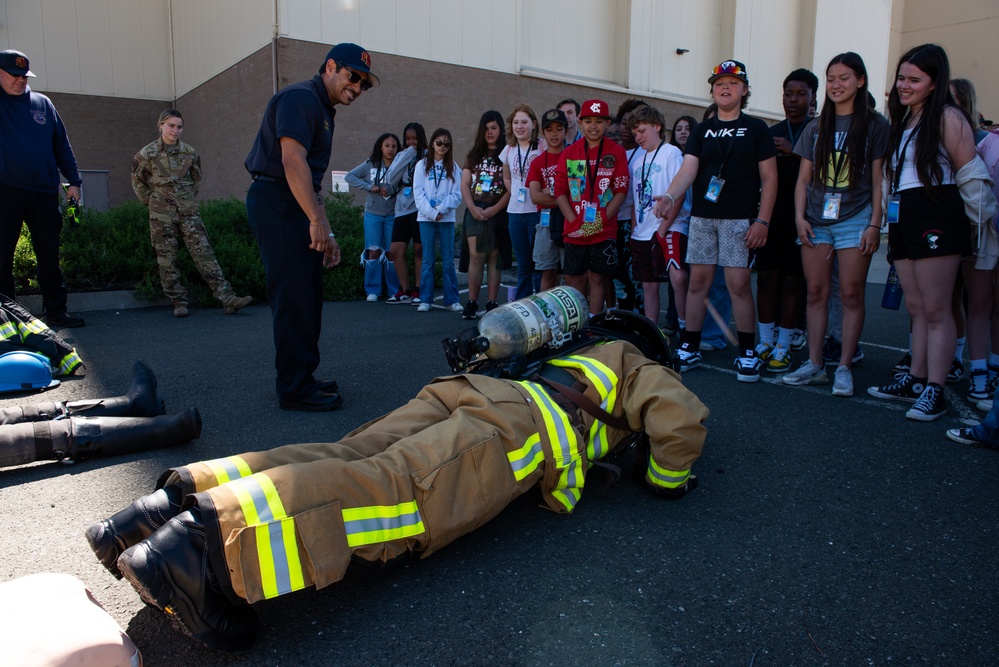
left=801, top=204, right=873, bottom=250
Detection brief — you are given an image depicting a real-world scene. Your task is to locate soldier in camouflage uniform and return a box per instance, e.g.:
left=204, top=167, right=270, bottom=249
left=131, top=109, right=252, bottom=317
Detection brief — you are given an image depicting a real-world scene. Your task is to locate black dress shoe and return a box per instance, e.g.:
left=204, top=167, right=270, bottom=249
left=316, top=378, right=339, bottom=394
left=43, top=311, right=86, bottom=328
left=279, top=389, right=344, bottom=412
left=117, top=509, right=258, bottom=652
left=85, top=486, right=183, bottom=579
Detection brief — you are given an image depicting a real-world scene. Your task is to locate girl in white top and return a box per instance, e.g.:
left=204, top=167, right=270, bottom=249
left=413, top=128, right=463, bottom=312
left=868, top=43, right=978, bottom=421
left=501, top=104, right=543, bottom=299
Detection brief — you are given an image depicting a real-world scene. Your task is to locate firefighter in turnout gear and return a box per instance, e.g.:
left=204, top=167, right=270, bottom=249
left=86, top=291, right=708, bottom=652
left=131, top=109, right=252, bottom=317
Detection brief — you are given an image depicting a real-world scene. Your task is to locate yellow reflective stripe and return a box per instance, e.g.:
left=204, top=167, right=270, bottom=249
left=342, top=501, right=425, bottom=548
left=547, top=356, right=620, bottom=460
left=0, top=321, right=16, bottom=341
left=203, top=455, right=252, bottom=486
left=57, top=350, right=83, bottom=375
left=646, top=456, right=690, bottom=489
left=17, top=318, right=48, bottom=339
left=507, top=432, right=544, bottom=481
left=517, top=380, right=577, bottom=467
left=518, top=380, right=584, bottom=512
left=226, top=473, right=304, bottom=599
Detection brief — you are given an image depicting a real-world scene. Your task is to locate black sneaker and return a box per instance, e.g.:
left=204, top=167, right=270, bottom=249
left=867, top=373, right=925, bottom=403
left=988, top=365, right=999, bottom=394
left=461, top=300, right=479, bottom=320
left=822, top=336, right=842, bottom=365
left=893, top=351, right=912, bottom=373
left=906, top=383, right=947, bottom=421
left=485, top=301, right=499, bottom=312
left=967, top=368, right=990, bottom=403
left=946, top=359, right=964, bottom=384
left=117, top=510, right=258, bottom=651
left=43, top=311, right=86, bottom=328
left=734, top=352, right=762, bottom=383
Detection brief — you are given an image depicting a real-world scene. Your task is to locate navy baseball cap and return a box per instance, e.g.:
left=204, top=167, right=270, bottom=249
left=321, top=43, right=380, bottom=88
left=0, top=50, right=35, bottom=77
left=708, top=60, right=748, bottom=85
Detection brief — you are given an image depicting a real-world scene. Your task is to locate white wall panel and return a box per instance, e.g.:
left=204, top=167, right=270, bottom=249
left=733, top=0, right=802, bottom=116
left=77, top=0, right=114, bottom=95
left=428, top=0, right=462, bottom=66
left=647, top=0, right=726, bottom=103
left=812, top=0, right=892, bottom=112
left=3, top=1, right=47, bottom=87
left=521, top=0, right=622, bottom=83
left=395, top=0, right=430, bottom=59
left=41, top=0, right=81, bottom=92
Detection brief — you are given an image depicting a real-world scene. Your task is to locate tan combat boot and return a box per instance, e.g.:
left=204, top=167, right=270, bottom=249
left=222, top=295, right=253, bottom=314
left=173, top=301, right=189, bottom=318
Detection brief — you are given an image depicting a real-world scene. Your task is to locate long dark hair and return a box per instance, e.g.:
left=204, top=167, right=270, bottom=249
left=465, top=110, right=505, bottom=168
left=368, top=132, right=400, bottom=167
left=425, top=128, right=456, bottom=181
left=885, top=44, right=961, bottom=188
left=812, top=52, right=874, bottom=192
left=402, top=122, right=428, bottom=159
left=670, top=115, right=698, bottom=150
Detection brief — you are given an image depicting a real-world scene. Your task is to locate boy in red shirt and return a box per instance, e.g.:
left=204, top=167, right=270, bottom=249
left=554, top=99, right=629, bottom=314
left=526, top=108, right=568, bottom=292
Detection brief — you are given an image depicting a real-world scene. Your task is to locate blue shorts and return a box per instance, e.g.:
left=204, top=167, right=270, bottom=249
left=800, top=204, right=873, bottom=250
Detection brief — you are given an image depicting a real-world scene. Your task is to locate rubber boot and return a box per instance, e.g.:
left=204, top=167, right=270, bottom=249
left=0, top=408, right=200, bottom=468
left=117, top=509, right=259, bottom=652
left=0, top=360, right=166, bottom=426
left=86, top=486, right=184, bottom=579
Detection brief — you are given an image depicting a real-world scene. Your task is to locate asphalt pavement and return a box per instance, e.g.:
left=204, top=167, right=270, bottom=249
left=1, top=265, right=997, bottom=666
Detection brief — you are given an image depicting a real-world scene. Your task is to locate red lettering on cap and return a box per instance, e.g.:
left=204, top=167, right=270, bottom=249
left=15, top=56, right=27, bottom=68
left=361, top=51, right=371, bottom=67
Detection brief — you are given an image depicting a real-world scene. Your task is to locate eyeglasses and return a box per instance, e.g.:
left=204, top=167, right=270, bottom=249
left=337, top=64, right=372, bottom=92
left=434, top=140, right=451, bottom=148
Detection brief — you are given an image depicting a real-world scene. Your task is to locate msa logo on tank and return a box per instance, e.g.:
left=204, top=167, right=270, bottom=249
left=704, top=127, right=747, bottom=138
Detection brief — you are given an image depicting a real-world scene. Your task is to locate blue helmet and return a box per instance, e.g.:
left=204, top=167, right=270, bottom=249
left=0, top=351, right=60, bottom=393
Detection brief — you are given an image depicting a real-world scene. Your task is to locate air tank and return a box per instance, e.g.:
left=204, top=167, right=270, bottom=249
left=477, top=286, right=589, bottom=359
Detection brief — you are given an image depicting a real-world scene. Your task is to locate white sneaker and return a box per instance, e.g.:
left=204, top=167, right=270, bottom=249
left=782, top=360, right=828, bottom=386
left=448, top=303, right=463, bottom=312
left=366, top=294, right=378, bottom=302
left=417, top=302, right=431, bottom=312
left=977, top=398, right=994, bottom=412
left=790, top=329, right=806, bottom=350
left=832, top=365, right=853, bottom=396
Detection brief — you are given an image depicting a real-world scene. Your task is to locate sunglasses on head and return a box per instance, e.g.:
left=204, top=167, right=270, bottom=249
left=712, top=63, right=744, bottom=77
left=434, top=140, right=450, bottom=148
left=338, top=63, right=372, bottom=91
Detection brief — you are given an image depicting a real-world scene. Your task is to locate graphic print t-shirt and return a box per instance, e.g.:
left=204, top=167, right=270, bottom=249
left=525, top=150, right=562, bottom=210
left=467, top=152, right=506, bottom=206
left=553, top=137, right=630, bottom=245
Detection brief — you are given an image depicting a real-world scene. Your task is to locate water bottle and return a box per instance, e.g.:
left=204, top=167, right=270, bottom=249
left=477, top=286, right=589, bottom=360
left=881, top=262, right=903, bottom=310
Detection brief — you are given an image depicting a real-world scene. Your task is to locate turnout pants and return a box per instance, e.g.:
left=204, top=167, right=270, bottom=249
left=163, top=375, right=545, bottom=604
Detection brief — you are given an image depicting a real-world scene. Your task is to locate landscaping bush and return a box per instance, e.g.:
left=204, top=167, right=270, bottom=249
left=12, top=192, right=448, bottom=305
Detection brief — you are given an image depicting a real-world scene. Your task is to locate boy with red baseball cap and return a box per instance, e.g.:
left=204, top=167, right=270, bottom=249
left=554, top=99, right=630, bottom=315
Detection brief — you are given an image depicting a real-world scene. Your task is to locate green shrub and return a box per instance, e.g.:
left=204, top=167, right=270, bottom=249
left=12, top=192, right=449, bottom=304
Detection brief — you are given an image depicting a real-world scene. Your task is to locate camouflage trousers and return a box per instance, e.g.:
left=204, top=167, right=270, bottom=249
left=148, top=210, right=233, bottom=304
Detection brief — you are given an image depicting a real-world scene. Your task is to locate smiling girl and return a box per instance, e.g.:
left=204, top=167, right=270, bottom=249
left=501, top=104, right=542, bottom=299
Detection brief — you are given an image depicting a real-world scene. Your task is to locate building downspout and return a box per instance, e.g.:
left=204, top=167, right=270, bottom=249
left=271, top=0, right=279, bottom=95
left=167, top=0, right=177, bottom=102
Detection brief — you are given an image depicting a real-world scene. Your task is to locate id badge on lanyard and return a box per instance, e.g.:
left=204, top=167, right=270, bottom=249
left=886, top=195, right=900, bottom=224
left=517, top=187, right=527, bottom=203
left=822, top=193, right=842, bottom=220
left=705, top=175, right=725, bottom=203
left=583, top=203, right=597, bottom=223
left=540, top=209, right=551, bottom=227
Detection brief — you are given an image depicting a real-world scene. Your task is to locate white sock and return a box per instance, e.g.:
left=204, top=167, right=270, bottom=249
left=954, top=337, right=966, bottom=361
left=777, top=327, right=793, bottom=350
left=758, top=321, right=775, bottom=346
left=678, top=319, right=686, bottom=330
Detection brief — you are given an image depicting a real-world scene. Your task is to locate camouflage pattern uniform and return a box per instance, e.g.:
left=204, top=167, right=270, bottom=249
left=131, top=139, right=244, bottom=310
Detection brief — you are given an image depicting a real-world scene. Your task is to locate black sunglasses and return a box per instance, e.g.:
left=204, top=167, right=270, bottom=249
left=434, top=140, right=451, bottom=148
left=338, top=63, right=372, bottom=92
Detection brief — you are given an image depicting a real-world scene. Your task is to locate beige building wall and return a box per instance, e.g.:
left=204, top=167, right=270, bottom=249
left=896, top=0, right=999, bottom=123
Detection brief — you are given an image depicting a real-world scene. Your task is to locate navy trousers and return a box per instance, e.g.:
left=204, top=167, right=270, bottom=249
left=0, top=183, right=69, bottom=315
left=246, top=180, right=325, bottom=399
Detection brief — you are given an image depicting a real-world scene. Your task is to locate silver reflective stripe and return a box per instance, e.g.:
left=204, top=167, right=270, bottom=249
left=240, top=476, right=292, bottom=595
left=531, top=384, right=575, bottom=467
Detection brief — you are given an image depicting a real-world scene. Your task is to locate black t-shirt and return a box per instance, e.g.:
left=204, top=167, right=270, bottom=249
left=685, top=113, right=776, bottom=219
left=244, top=75, right=336, bottom=193
left=769, top=118, right=808, bottom=222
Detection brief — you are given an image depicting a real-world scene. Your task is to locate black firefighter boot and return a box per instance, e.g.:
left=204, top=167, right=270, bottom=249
left=86, top=485, right=184, bottom=579
left=0, top=408, right=201, bottom=469
left=117, top=508, right=259, bottom=652
left=0, top=360, right=166, bottom=426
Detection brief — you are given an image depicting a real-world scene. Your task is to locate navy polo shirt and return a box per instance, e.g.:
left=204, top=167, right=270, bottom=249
left=245, top=75, right=336, bottom=193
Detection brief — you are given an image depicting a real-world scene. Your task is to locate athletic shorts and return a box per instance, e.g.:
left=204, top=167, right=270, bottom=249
left=563, top=239, right=618, bottom=276
left=533, top=219, right=563, bottom=271
left=391, top=211, right=421, bottom=245
left=888, top=185, right=971, bottom=260
left=755, top=212, right=803, bottom=276
left=686, top=216, right=751, bottom=267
